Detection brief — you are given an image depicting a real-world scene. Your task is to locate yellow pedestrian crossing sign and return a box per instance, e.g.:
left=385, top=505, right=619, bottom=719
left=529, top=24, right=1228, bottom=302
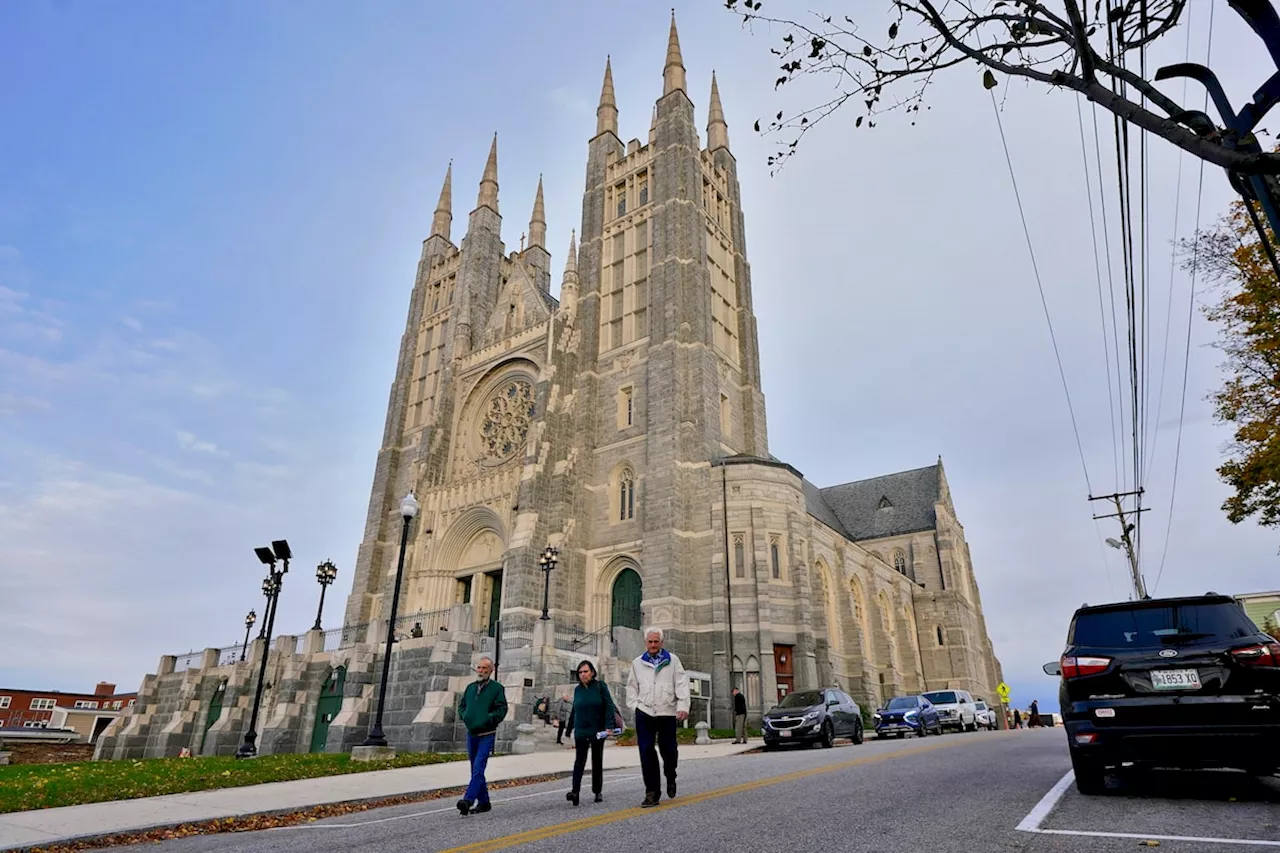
left=996, top=682, right=1011, bottom=702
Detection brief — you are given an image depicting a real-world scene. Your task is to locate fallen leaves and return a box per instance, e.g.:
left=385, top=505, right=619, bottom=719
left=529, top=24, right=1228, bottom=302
left=17, top=773, right=566, bottom=853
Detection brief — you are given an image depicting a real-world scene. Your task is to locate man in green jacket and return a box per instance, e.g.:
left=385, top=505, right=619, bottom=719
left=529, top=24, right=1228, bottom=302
left=457, top=657, right=507, bottom=816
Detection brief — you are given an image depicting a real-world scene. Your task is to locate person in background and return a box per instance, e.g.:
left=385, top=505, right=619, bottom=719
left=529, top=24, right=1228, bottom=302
left=555, top=692, right=572, bottom=745
left=625, top=627, right=690, bottom=808
left=409, top=622, right=424, bottom=638
left=565, top=660, right=620, bottom=805
left=1013, top=708, right=1023, bottom=729
left=456, top=657, right=507, bottom=816
left=1028, top=699, right=1042, bottom=728
left=732, top=687, right=748, bottom=744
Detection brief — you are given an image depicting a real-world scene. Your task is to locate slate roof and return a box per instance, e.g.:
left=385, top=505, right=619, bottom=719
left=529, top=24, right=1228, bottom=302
left=816, top=464, right=941, bottom=541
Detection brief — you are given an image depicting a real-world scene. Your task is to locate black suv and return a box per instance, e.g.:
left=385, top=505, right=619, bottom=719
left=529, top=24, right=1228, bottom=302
left=1046, top=593, right=1280, bottom=794
left=762, top=688, right=864, bottom=749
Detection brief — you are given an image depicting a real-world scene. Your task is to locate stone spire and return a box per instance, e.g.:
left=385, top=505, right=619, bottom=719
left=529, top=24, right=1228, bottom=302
left=649, top=104, right=658, bottom=145
left=707, top=72, right=730, bottom=152
left=430, top=161, right=453, bottom=239
left=559, top=230, right=580, bottom=315
left=528, top=175, right=546, bottom=249
left=597, top=56, right=619, bottom=137
left=476, top=134, right=499, bottom=213
left=663, top=12, right=687, bottom=96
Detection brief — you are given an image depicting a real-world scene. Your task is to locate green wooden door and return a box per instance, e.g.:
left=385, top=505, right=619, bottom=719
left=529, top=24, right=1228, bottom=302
left=197, top=681, right=227, bottom=754
left=611, top=568, right=643, bottom=630
left=310, top=666, right=346, bottom=753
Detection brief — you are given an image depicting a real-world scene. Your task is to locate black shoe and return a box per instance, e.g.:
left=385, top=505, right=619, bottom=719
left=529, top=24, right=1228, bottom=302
left=456, top=799, right=472, bottom=816
left=472, top=802, right=491, bottom=814
left=594, top=793, right=603, bottom=803
left=666, top=780, right=677, bottom=799
left=641, top=791, right=660, bottom=808
left=567, top=791, right=579, bottom=806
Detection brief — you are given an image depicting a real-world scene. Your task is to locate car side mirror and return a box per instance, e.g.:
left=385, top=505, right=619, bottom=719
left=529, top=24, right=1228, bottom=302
left=1043, top=661, right=1062, bottom=676
left=827, top=699, right=840, bottom=706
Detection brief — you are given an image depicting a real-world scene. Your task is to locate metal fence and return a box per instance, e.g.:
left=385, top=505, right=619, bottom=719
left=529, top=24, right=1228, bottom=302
left=320, top=622, right=368, bottom=651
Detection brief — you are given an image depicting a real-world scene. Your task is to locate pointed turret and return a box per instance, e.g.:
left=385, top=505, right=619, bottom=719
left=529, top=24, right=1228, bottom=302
left=430, top=161, right=453, bottom=239
left=476, top=134, right=499, bottom=213
left=597, top=56, right=619, bottom=137
left=528, top=175, right=546, bottom=250
left=559, top=230, right=580, bottom=316
left=663, top=12, right=687, bottom=96
left=649, top=104, right=658, bottom=145
left=707, top=72, right=730, bottom=152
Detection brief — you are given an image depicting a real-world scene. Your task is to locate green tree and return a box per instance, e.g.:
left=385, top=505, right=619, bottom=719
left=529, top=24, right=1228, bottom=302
left=1262, top=616, right=1280, bottom=642
left=1186, top=198, right=1280, bottom=527
left=725, top=0, right=1280, bottom=175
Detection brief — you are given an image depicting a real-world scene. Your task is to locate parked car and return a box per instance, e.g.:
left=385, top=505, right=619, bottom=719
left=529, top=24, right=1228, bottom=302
left=1046, top=593, right=1280, bottom=795
left=921, top=689, right=978, bottom=732
left=973, top=700, right=997, bottom=730
left=762, top=687, right=864, bottom=749
left=872, top=695, right=942, bottom=738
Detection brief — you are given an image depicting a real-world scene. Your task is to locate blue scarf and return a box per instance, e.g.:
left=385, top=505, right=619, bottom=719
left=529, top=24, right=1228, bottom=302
left=641, top=648, right=671, bottom=672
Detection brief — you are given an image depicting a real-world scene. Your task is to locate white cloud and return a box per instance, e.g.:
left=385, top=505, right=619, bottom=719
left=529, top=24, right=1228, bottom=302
left=120, top=316, right=144, bottom=332
left=177, top=429, right=220, bottom=454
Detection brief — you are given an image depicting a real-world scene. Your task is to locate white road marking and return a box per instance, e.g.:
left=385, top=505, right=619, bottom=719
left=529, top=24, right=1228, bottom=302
left=1016, top=770, right=1280, bottom=847
left=269, top=775, right=642, bottom=830
left=1014, top=770, right=1074, bottom=831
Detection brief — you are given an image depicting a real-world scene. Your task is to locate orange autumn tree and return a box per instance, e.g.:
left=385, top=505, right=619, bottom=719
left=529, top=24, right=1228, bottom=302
left=1188, top=198, right=1280, bottom=528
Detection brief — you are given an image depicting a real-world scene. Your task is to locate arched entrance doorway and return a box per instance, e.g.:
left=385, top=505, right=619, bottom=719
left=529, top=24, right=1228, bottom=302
left=611, top=568, right=642, bottom=631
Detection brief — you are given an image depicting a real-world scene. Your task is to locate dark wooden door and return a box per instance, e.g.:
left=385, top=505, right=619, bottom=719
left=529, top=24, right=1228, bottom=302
left=773, top=644, right=795, bottom=702
left=310, top=666, right=346, bottom=753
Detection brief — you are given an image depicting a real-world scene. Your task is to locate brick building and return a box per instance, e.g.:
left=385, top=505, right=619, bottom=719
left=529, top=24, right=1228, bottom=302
left=0, top=682, right=137, bottom=734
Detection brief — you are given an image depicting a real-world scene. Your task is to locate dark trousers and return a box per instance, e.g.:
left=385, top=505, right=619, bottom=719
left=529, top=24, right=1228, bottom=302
left=557, top=720, right=566, bottom=744
left=571, top=735, right=605, bottom=794
left=635, top=709, right=678, bottom=794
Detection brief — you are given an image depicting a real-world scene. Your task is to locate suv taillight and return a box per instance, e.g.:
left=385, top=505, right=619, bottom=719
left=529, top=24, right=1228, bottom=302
left=1230, top=642, right=1280, bottom=667
left=1061, top=655, right=1112, bottom=678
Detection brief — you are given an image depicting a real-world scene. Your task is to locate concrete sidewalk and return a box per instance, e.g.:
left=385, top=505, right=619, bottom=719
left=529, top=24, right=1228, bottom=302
left=0, top=740, right=757, bottom=851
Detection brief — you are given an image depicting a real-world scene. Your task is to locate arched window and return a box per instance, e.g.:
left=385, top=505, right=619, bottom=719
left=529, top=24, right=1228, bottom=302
left=893, top=550, right=907, bottom=575
left=849, top=577, right=866, bottom=633
left=618, top=467, right=635, bottom=521
left=769, top=536, right=782, bottom=579
left=610, top=568, right=643, bottom=630
left=936, top=625, right=945, bottom=646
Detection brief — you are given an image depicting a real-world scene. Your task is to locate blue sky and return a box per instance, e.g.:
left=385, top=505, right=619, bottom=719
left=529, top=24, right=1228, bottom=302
left=1, top=1, right=1277, bottom=711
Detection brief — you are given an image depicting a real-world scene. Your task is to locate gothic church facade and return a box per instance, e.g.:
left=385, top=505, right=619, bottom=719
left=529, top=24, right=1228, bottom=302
left=341, top=16, right=1003, bottom=721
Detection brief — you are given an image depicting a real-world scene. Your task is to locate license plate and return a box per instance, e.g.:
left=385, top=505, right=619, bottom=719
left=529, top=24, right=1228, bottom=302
left=1151, top=668, right=1201, bottom=690
left=779, top=730, right=791, bottom=738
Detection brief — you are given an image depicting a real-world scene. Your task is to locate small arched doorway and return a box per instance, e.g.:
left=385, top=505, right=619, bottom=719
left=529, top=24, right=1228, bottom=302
left=610, top=568, right=643, bottom=631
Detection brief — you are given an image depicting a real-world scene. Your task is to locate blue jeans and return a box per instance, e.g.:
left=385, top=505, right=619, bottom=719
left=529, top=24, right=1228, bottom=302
left=464, top=732, right=496, bottom=805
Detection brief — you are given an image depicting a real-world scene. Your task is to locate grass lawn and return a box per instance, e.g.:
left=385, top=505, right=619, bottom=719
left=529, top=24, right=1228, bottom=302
left=0, top=751, right=465, bottom=814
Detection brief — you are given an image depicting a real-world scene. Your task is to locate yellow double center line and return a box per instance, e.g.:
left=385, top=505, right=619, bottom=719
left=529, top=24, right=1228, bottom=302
left=442, top=737, right=971, bottom=853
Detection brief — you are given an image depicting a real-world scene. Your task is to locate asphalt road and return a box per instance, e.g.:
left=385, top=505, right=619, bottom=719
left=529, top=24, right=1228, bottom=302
left=110, top=728, right=1280, bottom=852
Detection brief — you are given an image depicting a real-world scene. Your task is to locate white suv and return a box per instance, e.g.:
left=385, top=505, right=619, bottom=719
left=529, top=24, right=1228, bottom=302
left=922, top=689, right=978, bottom=732
left=973, top=700, right=997, bottom=730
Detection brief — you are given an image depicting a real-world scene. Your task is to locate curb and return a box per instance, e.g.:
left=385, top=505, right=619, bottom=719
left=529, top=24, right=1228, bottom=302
left=2, top=770, right=576, bottom=853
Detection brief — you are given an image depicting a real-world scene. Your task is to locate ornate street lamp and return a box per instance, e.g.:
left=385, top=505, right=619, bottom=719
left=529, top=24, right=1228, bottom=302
left=362, top=491, right=419, bottom=748
left=239, top=610, right=257, bottom=662
left=237, top=539, right=291, bottom=759
left=312, top=560, right=338, bottom=631
left=538, top=545, right=559, bottom=621
left=257, top=577, right=273, bottom=640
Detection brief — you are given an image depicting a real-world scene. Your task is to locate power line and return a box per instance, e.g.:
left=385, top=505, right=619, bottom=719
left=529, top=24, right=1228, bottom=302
left=1154, top=0, right=1215, bottom=595
left=1076, top=98, right=1122, bottom=494
left=987, top=91, right=1093, bottom=495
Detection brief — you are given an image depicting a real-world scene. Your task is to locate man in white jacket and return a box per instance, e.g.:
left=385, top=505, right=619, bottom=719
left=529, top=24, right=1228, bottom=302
left=625, top=627, right=690, bottom=808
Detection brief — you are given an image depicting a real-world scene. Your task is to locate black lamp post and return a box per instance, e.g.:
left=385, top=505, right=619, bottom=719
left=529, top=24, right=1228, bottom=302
left=362, top=491, right=419, bottom=749
left=538, top=545, right=558, bottom=621
left=312, top=559, right=338, bottom=631
left=239, top=610, right=257, bottom=662
left=237, top=539, right=291, bottom=759
left=257, top=577, right=273, bottom=640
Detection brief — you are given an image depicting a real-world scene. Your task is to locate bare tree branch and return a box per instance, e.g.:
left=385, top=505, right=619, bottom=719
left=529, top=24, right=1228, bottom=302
left=727, top=0, right=1280, bottom=175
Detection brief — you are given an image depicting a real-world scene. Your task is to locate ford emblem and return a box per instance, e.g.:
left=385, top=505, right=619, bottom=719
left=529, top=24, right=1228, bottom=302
left=1159, top=648, right=1178, bottom=658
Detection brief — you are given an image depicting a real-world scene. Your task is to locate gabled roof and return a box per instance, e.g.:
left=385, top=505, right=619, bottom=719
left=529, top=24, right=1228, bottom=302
left=818, top=464, right=941, bottom=541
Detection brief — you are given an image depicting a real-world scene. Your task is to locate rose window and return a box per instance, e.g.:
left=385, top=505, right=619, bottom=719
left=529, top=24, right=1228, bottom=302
left=479, top=380, right=535, bottom=461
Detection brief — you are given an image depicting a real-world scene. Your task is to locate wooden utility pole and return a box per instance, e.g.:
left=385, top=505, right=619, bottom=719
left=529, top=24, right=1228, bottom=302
left=1089, top=490, right=1150, bottom=600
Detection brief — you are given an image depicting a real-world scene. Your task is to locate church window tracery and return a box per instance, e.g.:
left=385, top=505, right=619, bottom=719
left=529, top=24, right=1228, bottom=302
left=618, top=466, right=636, bottom=521
left=478, top=379, right=535, bottom=462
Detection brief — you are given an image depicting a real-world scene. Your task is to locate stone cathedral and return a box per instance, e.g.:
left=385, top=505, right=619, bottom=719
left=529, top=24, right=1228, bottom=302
left=95, top=17, right=1003, bottom=760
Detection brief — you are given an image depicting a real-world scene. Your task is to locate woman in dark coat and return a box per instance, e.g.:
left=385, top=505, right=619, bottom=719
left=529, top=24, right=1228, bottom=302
left=565, top=659, right=619, bottom=805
